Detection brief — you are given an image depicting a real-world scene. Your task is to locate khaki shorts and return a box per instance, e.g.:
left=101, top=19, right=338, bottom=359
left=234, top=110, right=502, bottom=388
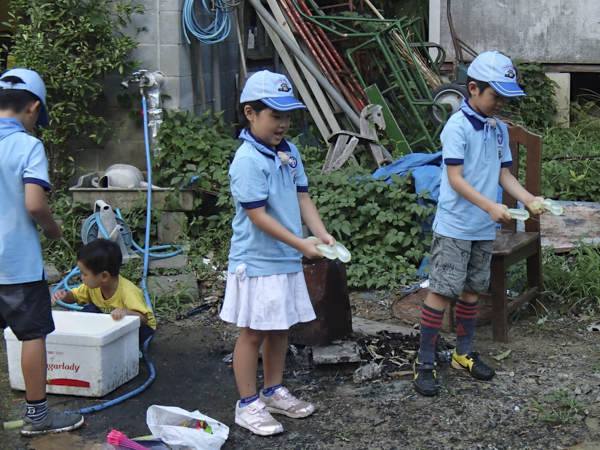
left=428, top=233, right=493, bottom=299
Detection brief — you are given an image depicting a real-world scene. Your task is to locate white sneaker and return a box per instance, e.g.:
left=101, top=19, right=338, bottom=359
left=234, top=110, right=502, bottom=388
left=235, top=399, right=283, bottom=436
left=260, top=386, right=315, bottom=419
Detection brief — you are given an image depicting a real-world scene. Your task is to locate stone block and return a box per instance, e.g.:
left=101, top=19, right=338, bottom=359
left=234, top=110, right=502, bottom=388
left=45, top=264, right=62, bottom=285
left=146, top=273, right=199, bottom=301
left=546, top=72, right=571, bottom=127
left=352, top=317, right=416, bottom=337
left=147, top=253, right=189, bottom=271
left=156, top=212, right=186, bottom=245
left=312, top=342, right=361, bottom=365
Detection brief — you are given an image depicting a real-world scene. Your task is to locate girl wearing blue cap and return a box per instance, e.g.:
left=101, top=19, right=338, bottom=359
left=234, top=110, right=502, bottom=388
left=220, top=70, right=335, bottom=436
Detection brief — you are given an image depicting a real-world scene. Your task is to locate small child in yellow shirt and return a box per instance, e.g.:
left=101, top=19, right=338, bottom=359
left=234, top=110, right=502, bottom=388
left=52, top=239, right=156, bottom=347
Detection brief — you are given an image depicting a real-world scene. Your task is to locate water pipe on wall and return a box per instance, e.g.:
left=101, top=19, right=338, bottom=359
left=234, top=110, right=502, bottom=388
left=121, top=70, right=167, bottom=156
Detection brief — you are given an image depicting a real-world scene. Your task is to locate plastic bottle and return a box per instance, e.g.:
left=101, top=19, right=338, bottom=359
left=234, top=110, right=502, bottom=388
left=507, top=209, right=529, bottom=221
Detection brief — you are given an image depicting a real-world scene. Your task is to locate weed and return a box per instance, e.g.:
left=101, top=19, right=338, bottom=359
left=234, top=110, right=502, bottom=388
left=526, top=391, right=587, bottom=424
left=150, top=279, right=197, bottom=317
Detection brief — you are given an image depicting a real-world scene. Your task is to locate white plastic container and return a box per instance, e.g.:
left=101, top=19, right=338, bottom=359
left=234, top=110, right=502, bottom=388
left=4, top=311, right=140, bottom=397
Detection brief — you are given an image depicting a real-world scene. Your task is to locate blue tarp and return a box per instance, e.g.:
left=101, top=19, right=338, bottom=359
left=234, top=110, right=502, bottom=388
left=372, top=151, right=503, bottom=279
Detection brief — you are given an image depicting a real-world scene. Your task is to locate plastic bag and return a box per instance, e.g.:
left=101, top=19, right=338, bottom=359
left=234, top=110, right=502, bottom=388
left=146, top=405, right=229, bottom=450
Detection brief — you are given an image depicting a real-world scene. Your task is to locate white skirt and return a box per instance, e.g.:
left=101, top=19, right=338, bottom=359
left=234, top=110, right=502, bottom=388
left=220, top=264, right=316, bottom=330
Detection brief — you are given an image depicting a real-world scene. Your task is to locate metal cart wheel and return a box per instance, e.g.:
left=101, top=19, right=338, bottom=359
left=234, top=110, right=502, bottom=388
left=427, top=83, right=468, bottom=127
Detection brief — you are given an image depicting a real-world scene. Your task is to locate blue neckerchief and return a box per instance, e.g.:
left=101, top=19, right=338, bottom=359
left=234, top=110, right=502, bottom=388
left=460, top=99, right=499, bottom=144
left=239, top=129, right=291, bottom=169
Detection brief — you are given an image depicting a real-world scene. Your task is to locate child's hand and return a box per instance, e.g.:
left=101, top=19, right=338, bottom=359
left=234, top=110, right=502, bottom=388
left=43, top=220, right=63, bottom=240
left=528, top=196, right=546, bottom=215
left=316, top=233, right=336, bottom=247
left=110, top=308, right=127, bottom=321
left=298, top=238, right=324, bottom=259
left=487, top=203, right=512, bottom=224
left=51, top=289, right=66, bottom=304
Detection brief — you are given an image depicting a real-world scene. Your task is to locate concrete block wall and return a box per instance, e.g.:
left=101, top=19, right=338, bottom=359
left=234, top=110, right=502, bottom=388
left=70, top=0, right=241, bottom=179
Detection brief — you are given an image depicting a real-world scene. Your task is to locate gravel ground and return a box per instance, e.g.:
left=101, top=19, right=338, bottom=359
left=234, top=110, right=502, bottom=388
left=1, top=292, right=600, bottom=449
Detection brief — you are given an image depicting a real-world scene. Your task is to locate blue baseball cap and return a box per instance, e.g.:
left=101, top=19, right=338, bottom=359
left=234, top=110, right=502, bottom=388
left=0, top=68, right=49, bottom=126
left=467, top=51, right=526, bottom=98
left=240, top=70, right=307, bottom=111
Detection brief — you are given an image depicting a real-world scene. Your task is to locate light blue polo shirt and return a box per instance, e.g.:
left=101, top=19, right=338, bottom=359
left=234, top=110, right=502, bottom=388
left=228, top=129, right=309, bottom=276
left=433, top=100, right=512, bottom=240
left=0, top=118, right=51, bottom=284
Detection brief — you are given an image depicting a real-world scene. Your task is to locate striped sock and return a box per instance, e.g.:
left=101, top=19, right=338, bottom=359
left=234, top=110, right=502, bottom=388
left=456, top=299, right=478, bottom=355
left=240, top=394, right=259, bottom=407
left=262, top=384, right=282, bottom=397
left=25, top=398, right=49, bottom=423
left=417, top=304, right=445, bottom=364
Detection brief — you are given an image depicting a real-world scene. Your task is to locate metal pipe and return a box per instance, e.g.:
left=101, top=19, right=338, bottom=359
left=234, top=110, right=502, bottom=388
left=248, top=0, right=359, bottom=128
left=296, top=0, right=367, bottom=106
left=212, top=43, right=221, bottom=113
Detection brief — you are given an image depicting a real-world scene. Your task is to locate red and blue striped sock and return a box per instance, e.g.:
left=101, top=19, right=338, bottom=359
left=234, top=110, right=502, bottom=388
left=417, top=304, right=445, bottom=364
left=456, top=299, right=478, bottom=355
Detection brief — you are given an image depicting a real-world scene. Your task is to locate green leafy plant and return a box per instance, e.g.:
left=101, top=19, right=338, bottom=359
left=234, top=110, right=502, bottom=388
left=507, top=240, right=600, bottom=314
left=5, top=0, right=143, bottom=191
left=39, top=193, right=90, bottom=274
left=505, top=60, right=558, bottom=131
left=527, top=391, right=587, bottom=424
left=153, top=110, right=238, bottom=270
left=307, top=165, right=434, bottom=289
left=537, top=104, right=600, bottom=201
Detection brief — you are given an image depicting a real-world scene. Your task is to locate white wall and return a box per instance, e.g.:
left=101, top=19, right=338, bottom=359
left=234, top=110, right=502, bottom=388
left=430, top=0, right=600, bottom=64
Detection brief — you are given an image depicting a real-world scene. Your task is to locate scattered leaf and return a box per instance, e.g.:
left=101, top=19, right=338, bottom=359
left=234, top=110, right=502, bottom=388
left=493, top=349, right=512, bottom=361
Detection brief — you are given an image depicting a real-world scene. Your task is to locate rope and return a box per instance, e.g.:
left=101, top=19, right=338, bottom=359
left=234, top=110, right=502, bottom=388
left=182, top=0, right=234, bottom=44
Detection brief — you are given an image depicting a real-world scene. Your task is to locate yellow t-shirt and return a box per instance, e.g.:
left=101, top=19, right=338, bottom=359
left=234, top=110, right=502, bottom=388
left=70, top=275, right=156, bottom=329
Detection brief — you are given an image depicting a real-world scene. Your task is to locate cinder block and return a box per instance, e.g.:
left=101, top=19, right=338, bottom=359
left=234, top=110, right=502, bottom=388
left=177, top=44, right=193, bottom=78
left=159, top=0, right=181, bottom=11
left=133, top=44, right=160, bottom=72
left=159, top=11, right=183, bottom=45
left=148, top=253, right=189, bottom=271
left=131, top=10, right=158, bottom=44
left=159, top=44, right=181, bottom=77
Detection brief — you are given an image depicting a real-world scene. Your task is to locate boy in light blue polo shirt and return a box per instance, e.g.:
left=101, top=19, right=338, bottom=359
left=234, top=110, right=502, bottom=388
left=0, top=68, right=84, bottom=435
left=413, top=52, right=546, bottom=396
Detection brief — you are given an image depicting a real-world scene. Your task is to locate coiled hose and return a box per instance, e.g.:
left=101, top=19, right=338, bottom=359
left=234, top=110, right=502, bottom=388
left=182, top=0, right=233, bottom=44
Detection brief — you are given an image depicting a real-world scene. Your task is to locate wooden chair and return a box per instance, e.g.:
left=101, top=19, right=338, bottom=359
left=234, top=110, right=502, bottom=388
left=490, top=125, right=544, bottom=342
left=446, top=125, right=544, bottom=342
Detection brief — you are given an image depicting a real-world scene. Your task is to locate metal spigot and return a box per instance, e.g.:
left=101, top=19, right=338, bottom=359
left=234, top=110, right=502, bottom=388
left=120, top=70, right=148, bottom=91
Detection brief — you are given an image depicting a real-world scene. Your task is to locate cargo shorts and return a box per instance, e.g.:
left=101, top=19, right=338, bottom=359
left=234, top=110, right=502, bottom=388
left=428, top=232, right=493, bottom=299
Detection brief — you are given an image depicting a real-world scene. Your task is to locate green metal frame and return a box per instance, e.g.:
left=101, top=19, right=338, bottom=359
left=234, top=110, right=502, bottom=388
left=290, top=1, right=448, bottom=152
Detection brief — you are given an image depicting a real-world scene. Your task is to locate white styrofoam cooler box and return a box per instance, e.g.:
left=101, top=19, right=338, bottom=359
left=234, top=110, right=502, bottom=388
left=5, top=310, right=140, bottom=397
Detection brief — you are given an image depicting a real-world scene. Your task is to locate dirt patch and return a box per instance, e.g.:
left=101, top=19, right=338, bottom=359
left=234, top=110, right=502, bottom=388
left=2, top=292, right=600, bottom=449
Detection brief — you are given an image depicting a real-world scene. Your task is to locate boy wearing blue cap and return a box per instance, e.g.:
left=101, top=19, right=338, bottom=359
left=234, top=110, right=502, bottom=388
left=221, top=71, right=335, bottom=436
left=0, top=69, right=84, bottom=435
left=413, top=52, right=546, bottom=396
